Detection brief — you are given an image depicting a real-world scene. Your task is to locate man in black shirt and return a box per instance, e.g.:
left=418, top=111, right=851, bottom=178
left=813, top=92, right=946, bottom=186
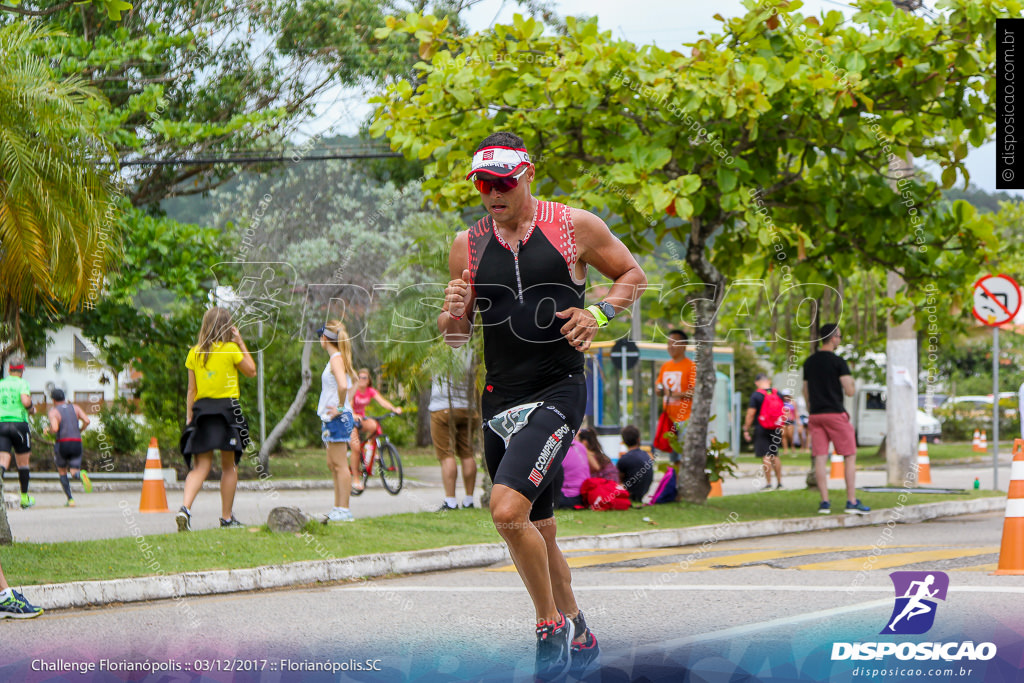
left=743, top=373, right=783, bottom=490
left=617, top=425, right=654, bottom=503
left=802, top=323, right=870, bottom=515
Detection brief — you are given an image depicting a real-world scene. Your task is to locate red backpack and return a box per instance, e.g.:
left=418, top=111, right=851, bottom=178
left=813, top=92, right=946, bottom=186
left=757, top=389, right=786, bottom=429
left=580, top=477, right=632, bottom=511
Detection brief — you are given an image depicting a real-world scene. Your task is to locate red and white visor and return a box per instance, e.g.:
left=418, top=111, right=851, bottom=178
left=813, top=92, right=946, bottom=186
left=465, top=146, right=531, bottom=179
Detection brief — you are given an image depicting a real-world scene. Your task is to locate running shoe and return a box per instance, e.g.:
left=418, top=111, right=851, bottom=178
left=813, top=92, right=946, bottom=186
left=569, top=610, right=601, bottom=679
left=65, top=499, right=76, bottom=507
left=326, top=508, right=355, bottom=522
left=79, top=470, right=92, bottom=493
left=817, top=501, right=831, bottom=515
left=759, top=484, right=773, bottom=491
left=461, top=501, right=475, bottom=509
left=175, top=506, right=191, bottom=532
left=20, top=493, right=34, bottom=509
left=775, top=483, right=785, bottom=490
left=845, top=499, right=871, bottom=515
left=219, top=516, right=244, bottom=528
left=535, top=611, right=574, bottom=680
left=569, top=629, right=601, bottom=679
left=0, top=590, right=43, bottom=619
left=436, top=502, right=458, bottom=512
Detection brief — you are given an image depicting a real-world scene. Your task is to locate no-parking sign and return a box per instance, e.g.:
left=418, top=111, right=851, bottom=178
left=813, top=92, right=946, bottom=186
left=973, top=274, right=1022, bottom=326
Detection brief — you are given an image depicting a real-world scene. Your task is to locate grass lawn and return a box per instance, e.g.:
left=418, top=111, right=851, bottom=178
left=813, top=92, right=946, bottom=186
left=250, top=441, right=1010, bottom=481
left=3, top=488, right=1000, bottom=587
left=732, top=440, right=1013, bottom=469
left=238, top=445, right=439, bottom=480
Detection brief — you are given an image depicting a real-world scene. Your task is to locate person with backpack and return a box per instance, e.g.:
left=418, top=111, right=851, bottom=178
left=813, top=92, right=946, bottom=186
left=743, top=373, right=785, bottom=490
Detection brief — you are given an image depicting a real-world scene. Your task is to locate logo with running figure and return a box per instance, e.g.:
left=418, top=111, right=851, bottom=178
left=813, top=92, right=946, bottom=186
left=881, top=571, right=949, bottom=635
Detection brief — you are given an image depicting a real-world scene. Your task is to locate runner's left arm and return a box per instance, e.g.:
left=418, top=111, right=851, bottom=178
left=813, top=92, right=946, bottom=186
left=557, top=208, right=647, bottom=351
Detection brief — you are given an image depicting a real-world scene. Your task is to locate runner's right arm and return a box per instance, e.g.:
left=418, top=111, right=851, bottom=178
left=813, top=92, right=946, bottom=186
left=439, top=231, right=474, bottom=349
left=74, top=404, right=91, bottom=431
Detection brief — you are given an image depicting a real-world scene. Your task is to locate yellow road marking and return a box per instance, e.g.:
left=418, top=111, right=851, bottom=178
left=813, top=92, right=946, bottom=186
left=796, top=547, right=999, bottom=571
left=488, top=547, right=754, bottom=572
left=950, top=562, right=999, bottom=572
left=618, top=546, right=885, bottom=572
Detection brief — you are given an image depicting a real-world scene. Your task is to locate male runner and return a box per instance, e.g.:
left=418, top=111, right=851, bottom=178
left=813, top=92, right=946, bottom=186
left=0, top=359, right=35, bottom=508
left=47, top=389, right=93, bottom=506
left=440, top=132, right=646, bottom=678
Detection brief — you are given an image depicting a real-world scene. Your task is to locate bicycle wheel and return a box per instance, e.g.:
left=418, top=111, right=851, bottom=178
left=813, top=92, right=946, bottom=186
left=378, top=442, right=403, bottom=495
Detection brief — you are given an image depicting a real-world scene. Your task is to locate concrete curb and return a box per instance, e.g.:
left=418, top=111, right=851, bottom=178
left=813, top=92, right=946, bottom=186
left=25, top=496, right=1005, bottom=612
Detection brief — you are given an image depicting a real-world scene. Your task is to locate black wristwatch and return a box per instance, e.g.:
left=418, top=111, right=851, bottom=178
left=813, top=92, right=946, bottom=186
left=596, top=301, right=616, bottom=321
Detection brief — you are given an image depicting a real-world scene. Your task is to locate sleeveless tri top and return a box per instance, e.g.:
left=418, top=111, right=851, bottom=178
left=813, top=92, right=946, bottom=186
left=55, top=403, right=82, bottom=441
left=468, top=200, right=586, bottom=397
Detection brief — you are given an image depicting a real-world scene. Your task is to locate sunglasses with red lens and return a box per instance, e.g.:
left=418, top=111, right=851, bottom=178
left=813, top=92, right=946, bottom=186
left=472, top=166, right=528, bottom=194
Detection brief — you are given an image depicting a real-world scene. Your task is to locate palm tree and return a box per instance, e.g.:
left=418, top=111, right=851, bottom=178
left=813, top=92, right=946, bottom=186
left=0, top=22, right=118, bottom=543
left=0, top=21, right=118, bottom=356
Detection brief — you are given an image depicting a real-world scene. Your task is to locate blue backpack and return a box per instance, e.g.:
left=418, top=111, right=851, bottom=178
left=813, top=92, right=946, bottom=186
left=647, top=467, right=677, bottom=505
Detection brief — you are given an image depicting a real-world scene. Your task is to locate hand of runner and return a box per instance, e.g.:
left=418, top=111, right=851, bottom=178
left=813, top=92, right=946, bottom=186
left=556, top=307, right=599, bottom=352
left=444, top=269, right=472, bottom=320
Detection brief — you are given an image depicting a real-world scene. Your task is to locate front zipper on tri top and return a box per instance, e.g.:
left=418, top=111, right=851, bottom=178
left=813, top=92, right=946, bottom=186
left=512, top=241, right=524, bottom=303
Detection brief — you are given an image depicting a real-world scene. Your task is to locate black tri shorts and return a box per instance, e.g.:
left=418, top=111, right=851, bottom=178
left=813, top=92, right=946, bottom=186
left=481, top=375, right=586, bottom=522
left=54, top=441, right=84, bottom=469
left=0, top=421, right=31, bottom=455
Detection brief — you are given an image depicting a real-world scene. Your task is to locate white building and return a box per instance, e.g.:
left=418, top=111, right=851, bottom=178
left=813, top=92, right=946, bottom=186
left=21, top=326, right=134, bottom=410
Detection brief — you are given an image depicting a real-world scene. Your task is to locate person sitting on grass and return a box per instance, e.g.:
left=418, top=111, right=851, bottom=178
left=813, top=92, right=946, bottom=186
left=578, top=428, right=619, bottom=483
left=616, top=425, right=654, bottom=504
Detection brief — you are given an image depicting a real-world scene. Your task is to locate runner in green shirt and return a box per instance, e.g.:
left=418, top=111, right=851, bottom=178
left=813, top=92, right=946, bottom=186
left=0, top=359, right=36, bottom=508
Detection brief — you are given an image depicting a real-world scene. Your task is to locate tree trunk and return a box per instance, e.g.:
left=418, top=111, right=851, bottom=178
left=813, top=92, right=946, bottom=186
left=677, top=219, right=725, bottom=503
left=0, top=484, right=12, bottom=545
left=885, top=149, right=918, bottom=487
left=257, top=340, right=314, bottom=473
left=416, top=388, right=431, bottom=447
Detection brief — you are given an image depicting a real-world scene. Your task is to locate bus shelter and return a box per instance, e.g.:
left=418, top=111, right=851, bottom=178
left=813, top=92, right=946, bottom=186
left=585, top=342, right=737, bottom=457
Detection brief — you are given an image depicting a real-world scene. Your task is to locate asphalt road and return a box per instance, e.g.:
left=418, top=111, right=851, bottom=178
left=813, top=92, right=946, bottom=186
left=1, top=510, right=1020, bottom=682
left=3, top=460, right=1012, bottom=544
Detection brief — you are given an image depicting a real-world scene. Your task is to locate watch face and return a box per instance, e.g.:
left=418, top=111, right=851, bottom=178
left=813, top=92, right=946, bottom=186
left=599, top=301, right=615, bottom=319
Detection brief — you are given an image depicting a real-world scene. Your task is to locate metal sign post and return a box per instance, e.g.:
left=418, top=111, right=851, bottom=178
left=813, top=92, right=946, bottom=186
left=610, top=339, right=640, bottom=426
left=972, top=273, right=1023, bottom=489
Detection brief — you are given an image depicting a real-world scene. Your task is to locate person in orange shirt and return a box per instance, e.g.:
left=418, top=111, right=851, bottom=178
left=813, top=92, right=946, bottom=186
left=655, top=329, right=696, bottom=464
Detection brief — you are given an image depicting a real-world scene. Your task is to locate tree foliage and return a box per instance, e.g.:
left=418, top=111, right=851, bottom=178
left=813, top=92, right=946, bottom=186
left=370, top=0, right=1018, bottom=501
left=0, top=22, right=118, bottom=351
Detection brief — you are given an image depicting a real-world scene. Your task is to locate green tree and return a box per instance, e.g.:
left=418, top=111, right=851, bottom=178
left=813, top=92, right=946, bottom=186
left=0, top=22, right=117, bottom=355
left=371, top=0, right=1013, bottom=501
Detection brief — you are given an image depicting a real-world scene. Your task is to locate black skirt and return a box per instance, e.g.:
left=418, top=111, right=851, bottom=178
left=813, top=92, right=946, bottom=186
left=179, top=398, right=252, bottom=468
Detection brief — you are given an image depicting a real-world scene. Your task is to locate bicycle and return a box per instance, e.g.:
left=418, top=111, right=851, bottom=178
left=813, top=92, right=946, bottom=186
left=350, top=413, right=403, bottom=495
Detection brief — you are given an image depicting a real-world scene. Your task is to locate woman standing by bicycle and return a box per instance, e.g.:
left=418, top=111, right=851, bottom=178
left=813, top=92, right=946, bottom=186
left=317, top=320, right=357, bottom=522
left=350, top=368, right=402, bottom=492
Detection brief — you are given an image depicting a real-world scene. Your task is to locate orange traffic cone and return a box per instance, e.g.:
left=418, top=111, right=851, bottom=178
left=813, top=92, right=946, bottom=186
left=978, top=431, right=988, bottom=453
left=972, top=430, right=982, bottom=452
left=993, top=439, right=1024, bottom=574
left=139, top=437, right=169, bottom=513
left=917, top=437, right=932, bottom=484
left=708, top=479, right=722, bottom=497
left=829, top=444, right=845, bottom=480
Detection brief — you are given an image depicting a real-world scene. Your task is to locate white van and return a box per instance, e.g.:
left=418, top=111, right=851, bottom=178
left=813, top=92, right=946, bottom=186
left=845, top=385, right=942, bottom=446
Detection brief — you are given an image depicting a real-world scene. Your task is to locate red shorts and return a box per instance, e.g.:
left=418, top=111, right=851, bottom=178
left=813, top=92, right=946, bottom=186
left=808, top=412, right=856, bottom=457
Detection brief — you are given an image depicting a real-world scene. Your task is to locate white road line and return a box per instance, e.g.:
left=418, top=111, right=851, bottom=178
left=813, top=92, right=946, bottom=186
left=650, top=598, right=893, bottom=649
left=335, top=584, right=1024, bottom=594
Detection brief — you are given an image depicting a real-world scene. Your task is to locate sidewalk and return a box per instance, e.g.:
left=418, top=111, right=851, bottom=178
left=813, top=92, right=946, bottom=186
left=6, top=461, right=1011, bottom=543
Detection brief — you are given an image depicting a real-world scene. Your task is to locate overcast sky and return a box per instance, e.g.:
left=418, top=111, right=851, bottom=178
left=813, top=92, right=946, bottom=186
left=310, top=0, right=1012, bottom=196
